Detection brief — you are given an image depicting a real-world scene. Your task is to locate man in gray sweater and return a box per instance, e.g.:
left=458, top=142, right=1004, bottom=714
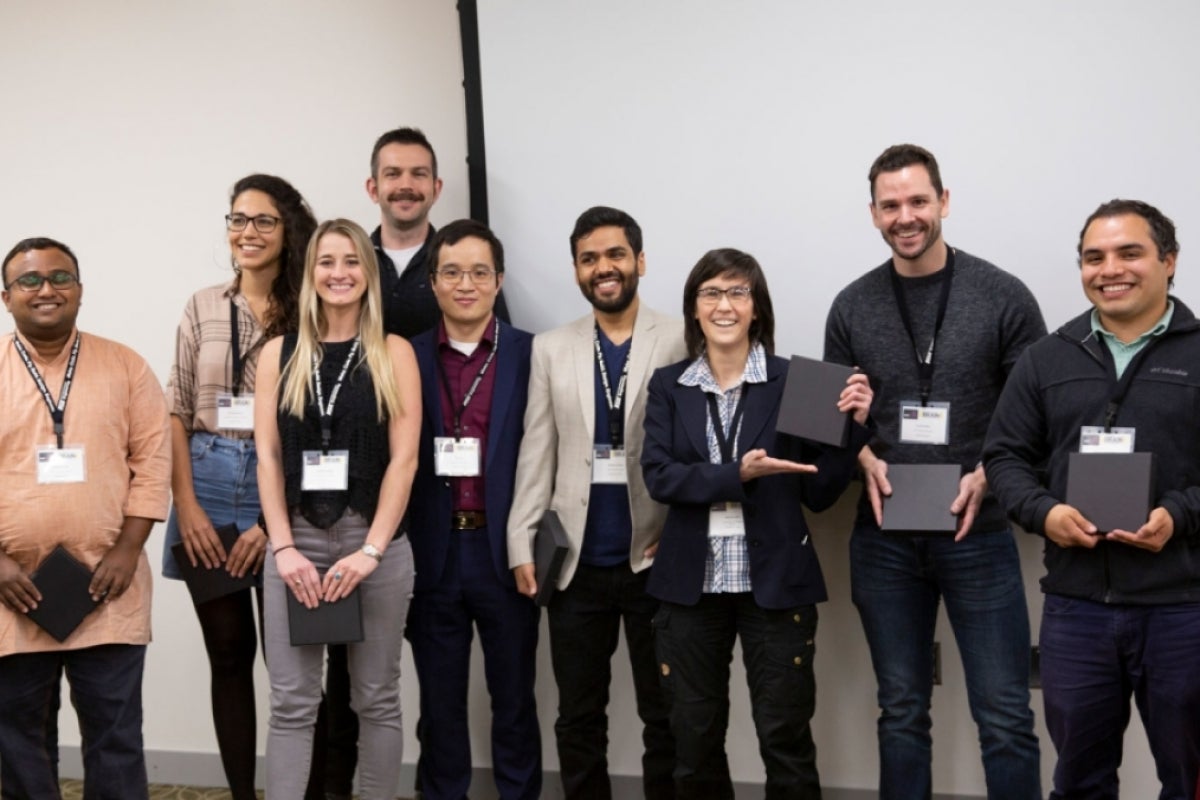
left=823, top=144, right=1044, bottom=800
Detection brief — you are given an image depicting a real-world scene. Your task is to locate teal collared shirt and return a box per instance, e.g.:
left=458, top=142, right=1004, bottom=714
left=1090, top=301, right=1174, bottom=378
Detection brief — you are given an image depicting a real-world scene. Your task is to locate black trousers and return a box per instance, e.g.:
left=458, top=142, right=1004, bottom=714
left=548, top=562, right=675, bottom=800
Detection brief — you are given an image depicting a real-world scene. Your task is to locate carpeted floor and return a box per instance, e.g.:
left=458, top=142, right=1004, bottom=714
left=60, top=781, right=266, bottom=799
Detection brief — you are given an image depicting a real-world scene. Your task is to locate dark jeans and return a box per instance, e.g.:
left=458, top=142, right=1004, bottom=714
left=1041, top=594, right=1200, bottom=800
left=408, top=528, right=541, bottom=800
left=0, top=644, right=147, bottom=800
left=323, top=644, right=359, bottom=797
left=654, top=595, right=820, bottom=800
left=548, top=562, right=675, bottom=800
left=850, top=524, right=1040, bottom=800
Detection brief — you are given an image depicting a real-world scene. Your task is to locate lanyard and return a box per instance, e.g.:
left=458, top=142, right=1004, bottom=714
left=311, top=339, right=361, bottom=452
left=437, top=317, right=500, bottom=439
left=229, top=298, right=266, bottom=396
left=889, top=248, right=955, bottom=406
left=1101, top=335, right=1166, bottom=431
left=593, top=325, right=631, bottom=448
left=706, top=387, right=749, bottom=464
left=15, top=333, right=81, bottom=450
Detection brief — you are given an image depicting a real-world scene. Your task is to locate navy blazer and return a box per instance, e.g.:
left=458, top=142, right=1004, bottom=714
left=408, top=320, right=533, bottom=592
left=641, top=354, right=872, bottom=609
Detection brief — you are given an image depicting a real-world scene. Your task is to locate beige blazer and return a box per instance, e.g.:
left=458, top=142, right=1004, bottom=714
left=507, top=305, right=687, bottom=589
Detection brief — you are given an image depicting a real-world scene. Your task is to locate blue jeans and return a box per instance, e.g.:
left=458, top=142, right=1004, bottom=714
left=1040, top=594, right=1200, bottom=800
left=850, top=524, right=1040, bottom=800
left=654, top=595, right=820, bottom=800
left=0, top=644, right=147, bottom=800
left=161, top=431, right=260, bottom=581
left=407, top=528, right=541, bottom=800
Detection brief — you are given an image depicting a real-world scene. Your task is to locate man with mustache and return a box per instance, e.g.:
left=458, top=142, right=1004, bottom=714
left=508, top=206, right=685, bottom=799
left=366, top=126, right=510, bottom=338
left=823, top=144, right=1044, bottom=799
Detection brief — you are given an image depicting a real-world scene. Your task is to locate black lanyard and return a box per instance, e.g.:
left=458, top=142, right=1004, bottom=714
left=437, top=317, right=500, bottom=439
left=15, top=333, right=81, bottom=450
left=1101, top=335, right=1166, bottom=431
left=594, top=325, right=631, bottom=448
left=889, top=248, right=955, bottom=406
left=706, top=387, right=749, bottom=464
left=229, top=299, right=267, bottom=396
left=311, top=339, right=361, bottom=452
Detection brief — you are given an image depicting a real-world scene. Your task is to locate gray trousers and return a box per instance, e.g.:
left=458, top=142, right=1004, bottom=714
left=263, top=511, right=414, bottom=800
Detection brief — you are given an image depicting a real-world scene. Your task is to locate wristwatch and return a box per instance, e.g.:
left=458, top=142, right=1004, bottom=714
left=361, top=543, right=384, bottom=563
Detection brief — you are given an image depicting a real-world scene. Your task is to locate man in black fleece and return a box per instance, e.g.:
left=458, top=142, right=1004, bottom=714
left=825, top=144, right=1043, bottom=800
left=985, top=199, right=1200, bottom=800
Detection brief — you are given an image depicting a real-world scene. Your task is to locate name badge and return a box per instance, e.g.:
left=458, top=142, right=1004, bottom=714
left=708, top=501, right=746, bottom=537
left=898, top=401, right=950, bottom=445
left=591, top=445, right=628, bottom=485
left=301, top=450, right=350, bottom=491
left=37, top=445, right=86, bottom=484
left=434, top=436, right=482, bottom=476
left=1079, top=426, right=1136, bottom=454
left=216, top=393, right=255, bottom=431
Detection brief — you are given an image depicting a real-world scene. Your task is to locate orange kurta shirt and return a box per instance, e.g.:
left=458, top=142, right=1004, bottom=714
left=0, top=329, right=171, bottom=656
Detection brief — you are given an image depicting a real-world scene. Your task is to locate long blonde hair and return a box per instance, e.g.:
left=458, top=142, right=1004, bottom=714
left=277, top=219, right=401, bottom=422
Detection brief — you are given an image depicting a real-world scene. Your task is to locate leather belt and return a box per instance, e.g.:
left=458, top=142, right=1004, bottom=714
left=452, top=510, right=487, bottom=530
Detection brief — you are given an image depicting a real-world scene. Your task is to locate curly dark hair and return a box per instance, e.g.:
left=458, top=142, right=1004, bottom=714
left=229, top=174, right=317, bottom=338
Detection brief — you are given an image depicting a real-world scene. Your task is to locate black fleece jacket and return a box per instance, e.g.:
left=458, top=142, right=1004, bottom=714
left=984, top=298, right=1200, bottom=604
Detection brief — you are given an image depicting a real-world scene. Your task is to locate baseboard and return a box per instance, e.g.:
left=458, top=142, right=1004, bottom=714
left=56, top=747, right=977, bottom=799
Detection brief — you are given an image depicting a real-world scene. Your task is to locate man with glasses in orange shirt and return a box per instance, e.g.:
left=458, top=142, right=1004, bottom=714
left=0, top=237, right=170, bottom=799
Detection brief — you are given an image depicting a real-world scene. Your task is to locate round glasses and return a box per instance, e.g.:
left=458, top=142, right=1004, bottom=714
left=226, top=213, right=281, bottom=233
left=5, top=270, right=80, bottom=292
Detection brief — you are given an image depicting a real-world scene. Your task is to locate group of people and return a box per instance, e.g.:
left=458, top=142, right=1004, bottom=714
left=0, top=131, right=1195, bottom=800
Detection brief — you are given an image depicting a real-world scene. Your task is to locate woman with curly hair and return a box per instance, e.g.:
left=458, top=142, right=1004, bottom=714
left=163, top=174, right=316, bottom=799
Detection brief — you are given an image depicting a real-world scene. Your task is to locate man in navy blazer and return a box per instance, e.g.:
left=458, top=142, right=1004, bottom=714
left=406, top=220, right=540, bottom=800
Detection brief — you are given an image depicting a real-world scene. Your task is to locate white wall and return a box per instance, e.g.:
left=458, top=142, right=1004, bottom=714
left=3, top=0, right=1194, bottom=796
left=478, top=0, right=1196, bottom=794
left=0, top=0, right=468, bottom=777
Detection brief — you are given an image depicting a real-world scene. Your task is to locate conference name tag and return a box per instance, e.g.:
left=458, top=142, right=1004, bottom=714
left=1079, top=426, right=1136, bottom=454
left=301, top=450, right=349, bottom=491
left=216, top=393, right=255, bottom=431
left=709, top=501, right=746, bottom=537
left=898, top=401, right=950, bottom=445
left=36, top=445, right=86, bottom=484
left=591, top=445, right=628, bottom=485
left=434, top=437, right=482, bottom=476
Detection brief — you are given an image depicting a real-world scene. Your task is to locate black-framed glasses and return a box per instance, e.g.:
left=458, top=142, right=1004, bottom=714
left=225, top=213, right=281, bottom=233
left=5, top=270, right=80, bottom=292
left=696, top=285, right=752, bottom=304
left=436, top=266, right=498, bottom=284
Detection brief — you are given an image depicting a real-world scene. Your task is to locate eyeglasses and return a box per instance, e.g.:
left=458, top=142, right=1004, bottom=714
left=225, top=213, right=281, bottom=233
left=5, top=270, right=80, bottom=292
left=696, top=286, right=752, bottom=304
left=435, top=267, right=498, bottom=284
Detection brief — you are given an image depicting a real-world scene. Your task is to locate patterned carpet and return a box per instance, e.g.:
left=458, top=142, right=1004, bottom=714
left=60, top=781, right=266, bottom=799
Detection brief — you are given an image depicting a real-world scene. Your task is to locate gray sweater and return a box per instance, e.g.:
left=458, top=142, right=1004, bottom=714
left=824, top=247, right=1046, bottom=533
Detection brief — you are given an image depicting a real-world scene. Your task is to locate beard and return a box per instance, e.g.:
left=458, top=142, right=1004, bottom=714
left=580, top=270, right=639, bottom=314
left=882, top=217, right=942, bottom=262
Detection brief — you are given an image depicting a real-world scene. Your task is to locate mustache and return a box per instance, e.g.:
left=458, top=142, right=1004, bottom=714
left=591, top=271, right=623, bottom=287
left=386, top=190, right=425, bottom=203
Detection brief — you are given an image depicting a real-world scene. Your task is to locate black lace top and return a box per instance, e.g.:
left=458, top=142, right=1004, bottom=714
left=278, top=334, right=399, bottom=532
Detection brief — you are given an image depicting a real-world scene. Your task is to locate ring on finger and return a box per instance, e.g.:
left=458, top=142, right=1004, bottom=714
left=333, top=571, right=343, bottom=580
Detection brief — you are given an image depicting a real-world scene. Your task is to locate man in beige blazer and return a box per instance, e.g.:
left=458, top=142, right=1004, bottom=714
left=509, top=206, right=686, bottom=800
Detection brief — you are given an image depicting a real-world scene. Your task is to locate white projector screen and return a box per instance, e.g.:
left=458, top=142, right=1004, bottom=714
left=478, top=1, right=1197, bottom=794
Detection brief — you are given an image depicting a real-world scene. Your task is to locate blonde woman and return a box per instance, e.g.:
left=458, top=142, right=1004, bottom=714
left=255, top=219, right=420, bottom=799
